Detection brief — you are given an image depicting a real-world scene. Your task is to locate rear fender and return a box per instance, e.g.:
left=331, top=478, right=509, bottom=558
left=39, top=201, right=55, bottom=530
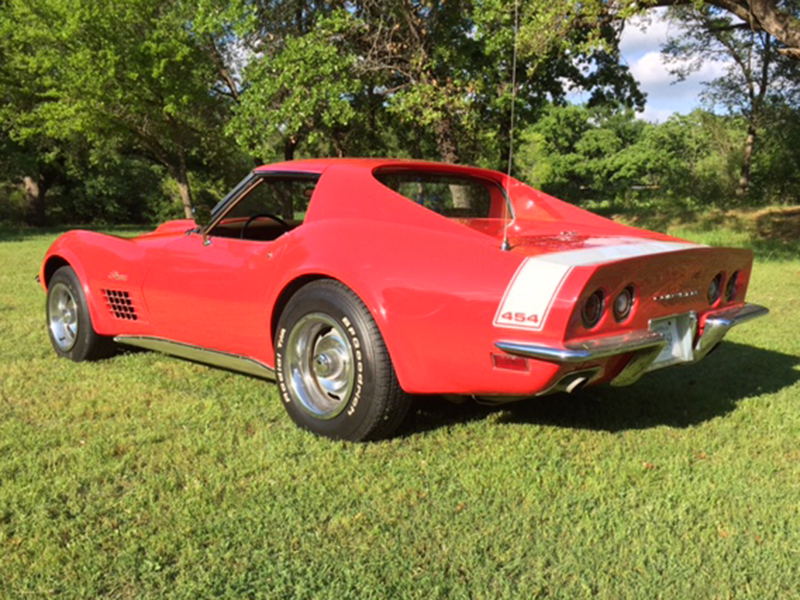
left=267, top=218, right=523, bottom=394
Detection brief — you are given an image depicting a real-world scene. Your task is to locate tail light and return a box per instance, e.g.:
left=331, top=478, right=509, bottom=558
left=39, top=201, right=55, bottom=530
left=613, top=285, right=635, bottom=322
left=582, top=289, right=605, bottom=329
left=707, top=272, right=723, bottom=304
left=725, top=270, right=739, bottom=302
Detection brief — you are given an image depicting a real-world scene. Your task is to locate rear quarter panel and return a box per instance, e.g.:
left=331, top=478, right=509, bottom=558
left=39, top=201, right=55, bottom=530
left=267, top=217, right=536, bottom=394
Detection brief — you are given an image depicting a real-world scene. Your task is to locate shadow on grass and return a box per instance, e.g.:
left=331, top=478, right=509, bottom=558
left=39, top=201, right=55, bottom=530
left=402, top=342, right=800, bottom=436
left=750, top=237, right=800, bottom=261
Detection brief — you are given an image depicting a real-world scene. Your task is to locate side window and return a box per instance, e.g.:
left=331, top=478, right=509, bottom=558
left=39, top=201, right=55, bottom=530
left=210, top=175, right=317, bottom=241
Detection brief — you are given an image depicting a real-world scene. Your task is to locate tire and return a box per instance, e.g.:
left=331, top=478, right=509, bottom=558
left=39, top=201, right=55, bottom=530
left=274, top=280, right=411, bottom=441
left=46, top=266, right=115, bottom=361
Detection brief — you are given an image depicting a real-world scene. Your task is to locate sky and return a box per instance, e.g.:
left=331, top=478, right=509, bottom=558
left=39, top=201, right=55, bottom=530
left=584, top=8, right=731, bottom=122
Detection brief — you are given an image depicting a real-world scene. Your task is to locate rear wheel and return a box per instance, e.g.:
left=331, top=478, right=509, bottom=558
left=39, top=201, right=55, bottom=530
left=275, top=280, right=410, bottom=441
left=46, top=266, right=115, bottom=361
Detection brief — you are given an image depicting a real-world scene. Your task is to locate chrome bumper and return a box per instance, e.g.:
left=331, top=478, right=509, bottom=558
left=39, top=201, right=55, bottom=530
left=691, top=303, right=769, bottom=360
left=495, top=303, right=769, bottom=388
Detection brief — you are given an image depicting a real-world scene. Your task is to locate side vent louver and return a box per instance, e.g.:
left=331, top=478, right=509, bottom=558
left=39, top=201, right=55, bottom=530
left=102, top=289, right=138, bottom=321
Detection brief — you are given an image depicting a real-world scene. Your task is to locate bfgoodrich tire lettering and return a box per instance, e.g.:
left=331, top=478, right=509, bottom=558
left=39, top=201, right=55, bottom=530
left=46, top=266, right=115, bottom=362
left=275, top=280, right=410, bottom=441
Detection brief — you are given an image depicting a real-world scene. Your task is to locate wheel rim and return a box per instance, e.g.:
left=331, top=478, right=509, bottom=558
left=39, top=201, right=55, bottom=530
left=48, top=282, right=79, bottom=351
left=285, top=313, right=355, bottom=420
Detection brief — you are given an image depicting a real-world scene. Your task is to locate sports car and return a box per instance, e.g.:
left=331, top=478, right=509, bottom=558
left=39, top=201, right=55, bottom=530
left=40, top=158, right=768, bottom=440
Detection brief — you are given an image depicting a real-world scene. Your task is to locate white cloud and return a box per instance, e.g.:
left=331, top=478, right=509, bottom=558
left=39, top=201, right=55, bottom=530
left=630, top=52, right=729, bottom=90
left=627, top=51, right=731, bottom=115
left=630, top=50, right=674, bottom=86
left=619, top=9, right=733, bottom=120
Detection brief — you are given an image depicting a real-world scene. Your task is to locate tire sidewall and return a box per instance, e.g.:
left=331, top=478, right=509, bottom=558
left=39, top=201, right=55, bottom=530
left=275, top=284, right=383, bottom=440
left=47, top=266, right=97, bottom=362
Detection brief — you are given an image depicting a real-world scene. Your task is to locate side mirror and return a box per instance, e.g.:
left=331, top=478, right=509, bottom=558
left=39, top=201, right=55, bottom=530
left=192, top=205, right=213, bottom=246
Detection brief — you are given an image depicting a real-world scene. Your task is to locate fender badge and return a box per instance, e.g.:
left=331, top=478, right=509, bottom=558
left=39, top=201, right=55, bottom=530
left=108, top=271, right=128, bottom=282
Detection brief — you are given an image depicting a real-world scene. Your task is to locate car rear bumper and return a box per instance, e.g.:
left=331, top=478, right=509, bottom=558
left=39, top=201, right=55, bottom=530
left=495, top=303, right=769, bottom=388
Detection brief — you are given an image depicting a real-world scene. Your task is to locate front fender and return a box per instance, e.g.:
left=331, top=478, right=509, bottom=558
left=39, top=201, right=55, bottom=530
left=41, top=231, right=154, bottom=336
left=41, top=233, right=112, bottom=334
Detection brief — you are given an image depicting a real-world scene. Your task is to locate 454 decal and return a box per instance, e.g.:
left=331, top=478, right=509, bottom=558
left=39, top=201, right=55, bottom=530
left=493, top=258, right=573, bottom=331
left=498, top=312, right=539, bottom=324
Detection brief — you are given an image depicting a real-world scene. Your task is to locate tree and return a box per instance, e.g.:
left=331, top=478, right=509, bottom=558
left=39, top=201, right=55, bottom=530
left=515, top=105, right=649, bottom=201
left=515, top=105, right=747, bottom=206
left=748, top=99, right=800, bottom=202
left=662, top=4, right=800, bottom=197
left=0, top=14, right=69, bottom=225
left=648, top=0, right=800, bottom=62
left=228, top=11, right=363, bottom=163
left=343, top=0, right=644, bottom=167
left=193, top=0, right=355, bottom=162
left=0, top=0, right=234, bottom=219
left=225, top=0, right=645, bottom=168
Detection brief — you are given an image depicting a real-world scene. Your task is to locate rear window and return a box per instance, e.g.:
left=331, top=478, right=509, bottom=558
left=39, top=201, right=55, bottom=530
left=374, top=170, right=506, bottom=219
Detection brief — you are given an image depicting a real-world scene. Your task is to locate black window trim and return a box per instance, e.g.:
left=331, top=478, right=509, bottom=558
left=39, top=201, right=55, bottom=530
left=205, top=171, right=321, bottom=235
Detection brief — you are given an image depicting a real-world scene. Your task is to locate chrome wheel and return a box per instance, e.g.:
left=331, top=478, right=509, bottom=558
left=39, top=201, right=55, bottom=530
left=275, top=280, right=411, bottom=440
left=48, top=282, right=79, bottom=351
left=285, top=313, right=355, bottom=419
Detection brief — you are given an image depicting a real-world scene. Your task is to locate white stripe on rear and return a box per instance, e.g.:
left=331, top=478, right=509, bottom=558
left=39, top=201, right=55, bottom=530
left=494, top=260, right=572, bottom=331
left=493, top=240, right=701, bottom=331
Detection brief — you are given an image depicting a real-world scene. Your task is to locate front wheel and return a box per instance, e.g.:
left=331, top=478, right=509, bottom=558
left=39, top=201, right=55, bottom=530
left=46, top=266, right=115, bottom=361
left=275, top=280, right=410, bottom=441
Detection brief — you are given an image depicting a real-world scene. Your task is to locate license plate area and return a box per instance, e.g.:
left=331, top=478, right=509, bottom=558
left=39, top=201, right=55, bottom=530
left=647, top=312, right=697, bottom=371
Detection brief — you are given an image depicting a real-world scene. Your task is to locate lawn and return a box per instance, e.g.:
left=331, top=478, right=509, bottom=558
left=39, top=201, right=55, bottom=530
left=0, top=223, right=798, bottom=599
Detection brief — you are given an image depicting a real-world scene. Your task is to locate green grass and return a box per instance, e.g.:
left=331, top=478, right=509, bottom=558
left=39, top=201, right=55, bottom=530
left=1, top=226, right=798, bottom=599
left=610, top=203, right=800, bottom=262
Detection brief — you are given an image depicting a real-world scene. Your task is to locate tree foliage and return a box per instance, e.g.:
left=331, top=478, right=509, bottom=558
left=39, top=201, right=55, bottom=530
left=224, top=0, right=645, bottom=168
left=515, top=105, right=800, bottom=207
left=661, top=3, right=800, bottom=197
left=0, top=0, right=236, bottom=218
left=0, top=0, right=798, bottom=226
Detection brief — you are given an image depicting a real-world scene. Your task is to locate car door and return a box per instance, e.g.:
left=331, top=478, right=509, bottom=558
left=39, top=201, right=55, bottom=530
left=141, top=173, right=318, bottom=360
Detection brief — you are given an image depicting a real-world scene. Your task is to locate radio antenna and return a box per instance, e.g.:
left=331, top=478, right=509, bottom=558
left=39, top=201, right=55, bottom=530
left=502, top=0, right=520, bottom=252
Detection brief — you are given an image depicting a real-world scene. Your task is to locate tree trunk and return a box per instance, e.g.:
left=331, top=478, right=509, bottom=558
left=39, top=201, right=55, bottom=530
left=173, top=151, right=194, bottom=219
left=736, top=120, right=757, bottom=198
left=331, top=132, right=346, bottom=158
left=450, top=184, right=478, bottom=209
left=23, top=175, right=48, bottom=226
left=497, top=105, right=512, bottom=173
left=435, top=116, right=460, bottom=164
left=284, top=136, right=297, bottom=161
left=498, top=138, right=511, bottom=174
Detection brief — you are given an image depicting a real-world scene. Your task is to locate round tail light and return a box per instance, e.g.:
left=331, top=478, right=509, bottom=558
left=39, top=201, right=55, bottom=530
left=582, top=289, right=605, bottom=329
left=725, top=270, right=739, bottom=302
left=707, top=272, right=724, bottom=304
left=613, top=285, right=635, bottom=321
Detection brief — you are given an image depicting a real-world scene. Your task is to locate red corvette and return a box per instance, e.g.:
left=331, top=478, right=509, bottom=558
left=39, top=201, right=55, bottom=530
left=40, top=159, right=768, bottom=440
